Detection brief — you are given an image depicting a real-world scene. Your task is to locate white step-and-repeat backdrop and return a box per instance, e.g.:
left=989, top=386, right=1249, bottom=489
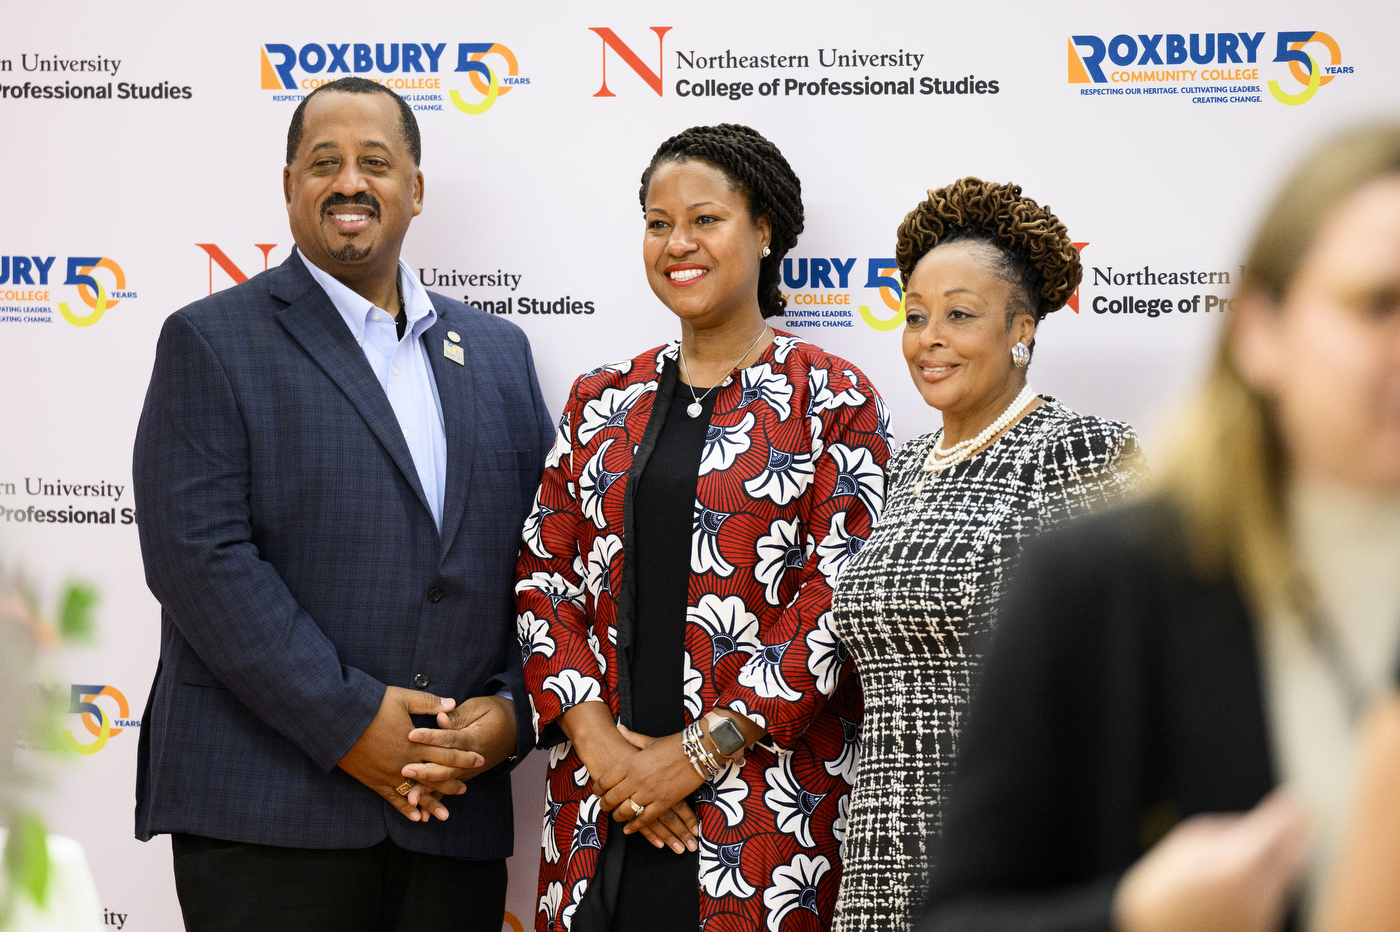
left=2, top=1, right=1394, bottom=928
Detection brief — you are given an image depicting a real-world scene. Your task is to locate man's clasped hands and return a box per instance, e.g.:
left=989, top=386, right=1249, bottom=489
left=337, top=686, right=519, bottom=823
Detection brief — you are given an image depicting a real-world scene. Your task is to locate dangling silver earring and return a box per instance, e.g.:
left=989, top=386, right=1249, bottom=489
left=1011, top=342, right=1031, bottom=368
left=761, top=246, right=771, bottom=258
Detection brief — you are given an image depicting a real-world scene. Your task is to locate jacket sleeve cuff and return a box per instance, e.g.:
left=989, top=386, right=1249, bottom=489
left=311, top=666, right=386, bottom=773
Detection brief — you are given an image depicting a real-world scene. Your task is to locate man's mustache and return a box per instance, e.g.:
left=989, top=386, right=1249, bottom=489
left=320, top=192, right=380, bottom=220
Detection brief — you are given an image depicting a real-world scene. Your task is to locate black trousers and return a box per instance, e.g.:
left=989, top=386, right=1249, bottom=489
left=171, top=833, right=507, bottom=932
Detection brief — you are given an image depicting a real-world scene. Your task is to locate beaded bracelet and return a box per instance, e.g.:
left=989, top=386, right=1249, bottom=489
left=682, top=721, right=723, bottom=780
left=681, top=725, right=708, bottom=779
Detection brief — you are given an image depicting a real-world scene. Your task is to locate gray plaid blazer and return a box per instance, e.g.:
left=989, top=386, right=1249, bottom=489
left=133, top=249, right=553, bottom=857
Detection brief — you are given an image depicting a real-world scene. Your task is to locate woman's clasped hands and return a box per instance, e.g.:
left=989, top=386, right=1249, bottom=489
left=560, top=700, right=713, bottom=854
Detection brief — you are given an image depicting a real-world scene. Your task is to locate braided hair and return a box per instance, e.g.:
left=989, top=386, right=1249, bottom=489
left=639, top=124, right=804, bottom=319
left=895, top=177, right=1081, bottom=324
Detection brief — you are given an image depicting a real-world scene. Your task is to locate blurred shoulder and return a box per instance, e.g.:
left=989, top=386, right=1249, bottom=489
left=1018, top=494, right=1185, bottom=587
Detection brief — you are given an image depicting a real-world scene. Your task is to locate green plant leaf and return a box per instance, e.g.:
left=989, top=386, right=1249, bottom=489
left=57, top=583, right=97, bottom=642
left=4, top=811, right=49, bottom=907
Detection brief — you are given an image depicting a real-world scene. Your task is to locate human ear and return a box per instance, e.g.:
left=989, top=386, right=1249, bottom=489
left=755, top=213, right=772, bottom=253
left=1015, top=312, right=1037, bottom=349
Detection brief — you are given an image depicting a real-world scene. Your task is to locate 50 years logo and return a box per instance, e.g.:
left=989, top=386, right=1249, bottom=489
left=1267, top=31, right=1344, bottom=105
left=62, top=684, right=139, bottom=755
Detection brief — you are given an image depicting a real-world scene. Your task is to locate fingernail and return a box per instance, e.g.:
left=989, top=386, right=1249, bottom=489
left=409, top=730, right=422, bottom=740
left=457, top=786, right=466, bottom=795
left=673, top=843, right=684, bottom=853
left=436, top=808, right=449, bottom=820
left=410, top=811, right=420, bottom=821
left=688, top=840, right=697, bottom=851
left=653, top=839, right=663, bottom=849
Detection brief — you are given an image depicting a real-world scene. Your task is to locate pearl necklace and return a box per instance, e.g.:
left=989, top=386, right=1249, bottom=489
left=921, top=383, right=1038, bottom=475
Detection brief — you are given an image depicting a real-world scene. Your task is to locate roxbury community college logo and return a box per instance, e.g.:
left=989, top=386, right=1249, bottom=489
left=1068, top=30, right=1347, bottom=106
left=0, top=254, right=135, bottom=327
left=259, top=42, right=527, bottom=114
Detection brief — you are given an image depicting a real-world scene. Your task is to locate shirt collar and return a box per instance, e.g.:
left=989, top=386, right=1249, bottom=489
left=297, top=249, right=437, bottom=343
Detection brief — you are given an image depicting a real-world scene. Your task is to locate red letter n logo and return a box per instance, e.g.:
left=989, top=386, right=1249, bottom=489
left=588, top=27, right=672, bottom=97
left=195, top=244, right=278, bottom=294
left=1065, top=242, right=1088, bottom=313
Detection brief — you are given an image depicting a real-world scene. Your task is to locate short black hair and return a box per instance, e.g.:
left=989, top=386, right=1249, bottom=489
left=285, top=77, right=421, bottom=166
left=639, top=124, right=805, bottom=319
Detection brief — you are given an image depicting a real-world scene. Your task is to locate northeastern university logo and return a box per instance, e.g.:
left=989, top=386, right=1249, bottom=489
left=585, top=27, right=991, bottom=102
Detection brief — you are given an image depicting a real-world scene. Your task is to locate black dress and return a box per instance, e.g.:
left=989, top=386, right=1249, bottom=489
left=609, top=381, right=717, bottom=931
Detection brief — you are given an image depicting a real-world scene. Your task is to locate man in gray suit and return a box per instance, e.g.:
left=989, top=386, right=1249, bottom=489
left=133, top=77, right=552, bottom=930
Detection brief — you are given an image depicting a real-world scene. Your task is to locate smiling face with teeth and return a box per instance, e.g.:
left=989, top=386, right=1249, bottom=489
left=643, top=159, right=772, bottom=334
left=902, top=241, right=1039, bottom=442
left=283, top=90, right=423, bottom=300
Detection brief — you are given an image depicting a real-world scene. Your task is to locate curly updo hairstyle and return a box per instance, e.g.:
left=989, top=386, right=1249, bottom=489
left=895, top=177, right=1081, bottom=325
left=639, top=124, right=805, bottom=319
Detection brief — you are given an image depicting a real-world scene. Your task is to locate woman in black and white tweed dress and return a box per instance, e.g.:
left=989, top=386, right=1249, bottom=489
left=830, top=178, right=1148, bottom=931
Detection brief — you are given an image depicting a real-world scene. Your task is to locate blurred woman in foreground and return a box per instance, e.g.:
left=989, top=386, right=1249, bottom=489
left=922, top=123, right=1400, bottom=932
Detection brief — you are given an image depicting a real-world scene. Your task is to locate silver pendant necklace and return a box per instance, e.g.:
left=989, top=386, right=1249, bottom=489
left=678, top=325, right=769, bottom=418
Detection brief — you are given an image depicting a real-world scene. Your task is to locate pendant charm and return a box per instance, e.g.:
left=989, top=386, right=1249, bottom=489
left=687, top=402, right=703, bottom=418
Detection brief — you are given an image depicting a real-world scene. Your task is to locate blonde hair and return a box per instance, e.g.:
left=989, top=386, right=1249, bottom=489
left=1160, top=124, right=1400, bottom=612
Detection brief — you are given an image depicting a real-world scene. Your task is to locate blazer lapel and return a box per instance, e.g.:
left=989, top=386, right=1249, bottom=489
left=424, top=299, right=477, bottom=558
left=271, top=251, right=435, bottom=524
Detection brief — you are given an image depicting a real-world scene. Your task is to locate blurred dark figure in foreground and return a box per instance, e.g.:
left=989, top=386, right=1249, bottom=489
left=921, top=123, right=1400, bottom=932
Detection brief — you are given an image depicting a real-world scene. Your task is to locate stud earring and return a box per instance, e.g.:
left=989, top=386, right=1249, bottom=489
left=761, top=246, right=771, bottom=258
left=1011, top=342, right=1031, bottom=368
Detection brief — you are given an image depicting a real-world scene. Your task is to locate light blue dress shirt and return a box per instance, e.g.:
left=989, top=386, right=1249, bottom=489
left=300, top=251, right=447, bottom=531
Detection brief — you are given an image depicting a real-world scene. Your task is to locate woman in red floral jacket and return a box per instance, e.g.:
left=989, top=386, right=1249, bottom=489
left=516, top=125, right=890, bottom=932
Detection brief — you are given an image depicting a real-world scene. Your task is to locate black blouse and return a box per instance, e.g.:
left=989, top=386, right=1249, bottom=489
left=607, top=376, right=716, bottom=932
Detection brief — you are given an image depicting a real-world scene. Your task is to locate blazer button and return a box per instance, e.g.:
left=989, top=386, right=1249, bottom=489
left=414, top=673, right=429, bottom=688
left=428, top=587, right=443, bottom=603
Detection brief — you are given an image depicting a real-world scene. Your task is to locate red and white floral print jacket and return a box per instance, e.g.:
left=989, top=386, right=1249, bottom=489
left=517, top=333, right=890, bottom=932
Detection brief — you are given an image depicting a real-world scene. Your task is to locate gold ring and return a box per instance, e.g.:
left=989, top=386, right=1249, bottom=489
left=396, top=780, right=414, bottom=796
left=629, top=799, right=644, bottom=816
